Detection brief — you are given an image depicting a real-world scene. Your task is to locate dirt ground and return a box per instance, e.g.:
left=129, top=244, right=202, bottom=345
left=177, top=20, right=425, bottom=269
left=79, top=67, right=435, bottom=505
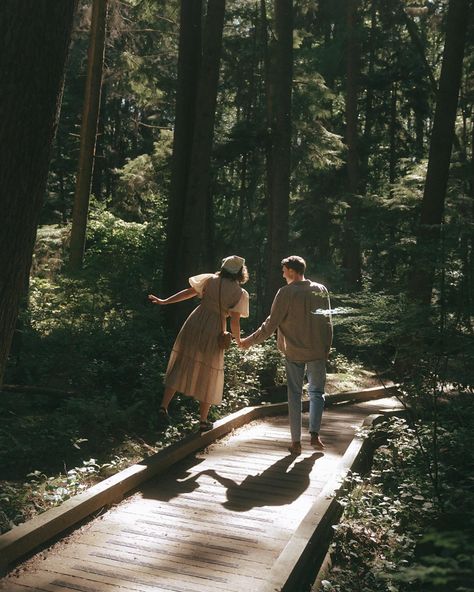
left=325, top=370, right=389, bottom=394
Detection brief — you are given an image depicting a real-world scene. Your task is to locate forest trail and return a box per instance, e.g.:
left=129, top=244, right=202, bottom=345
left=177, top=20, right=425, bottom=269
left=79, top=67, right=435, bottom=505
left=1, top=397, right=400, bottom=592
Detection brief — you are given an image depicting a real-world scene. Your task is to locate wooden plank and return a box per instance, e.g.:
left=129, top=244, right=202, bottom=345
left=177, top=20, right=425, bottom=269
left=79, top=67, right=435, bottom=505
left=36, top=556, right=219, bottom=592
left=67, top=531, right=275, bottom=578
left=0, top=582, right=51, bottom=592
left=54, top=545, right=269, bottom=592
left=129, top=496, right=274, bottom=523
left=117, top=503, right=272, bottom=532
left=91, top=520, right=280, bottom=561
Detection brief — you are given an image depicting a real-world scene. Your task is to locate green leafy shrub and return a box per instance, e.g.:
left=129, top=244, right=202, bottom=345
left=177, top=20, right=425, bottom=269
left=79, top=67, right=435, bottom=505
left=322, top=396, right=474, bottom=592
left=0, top=457, right=129, bottom=535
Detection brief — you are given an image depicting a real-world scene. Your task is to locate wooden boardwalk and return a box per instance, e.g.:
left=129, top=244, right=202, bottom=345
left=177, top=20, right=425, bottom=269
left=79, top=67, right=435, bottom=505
left=1, top=398, right=399, bottom=592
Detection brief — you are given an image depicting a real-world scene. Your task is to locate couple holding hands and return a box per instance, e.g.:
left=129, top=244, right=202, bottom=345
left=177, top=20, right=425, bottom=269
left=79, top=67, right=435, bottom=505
left=148, top=254, right=333, bottom=455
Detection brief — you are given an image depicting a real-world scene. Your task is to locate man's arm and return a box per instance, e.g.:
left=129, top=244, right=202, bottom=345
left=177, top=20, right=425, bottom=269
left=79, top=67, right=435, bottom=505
left=241, top=288, right=289, bottom=348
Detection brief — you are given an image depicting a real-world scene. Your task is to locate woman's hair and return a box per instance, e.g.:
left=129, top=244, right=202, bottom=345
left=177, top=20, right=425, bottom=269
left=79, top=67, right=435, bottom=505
left=218, top=265, right=249, bottom=284
left=281, top=255, right=306, bottom=275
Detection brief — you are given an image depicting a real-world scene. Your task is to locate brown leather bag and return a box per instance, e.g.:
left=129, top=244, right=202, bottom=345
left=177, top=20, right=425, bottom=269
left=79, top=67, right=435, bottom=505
left=218, top=331, right=232, bottom=349
left=218, top=278, right=232, bottom=350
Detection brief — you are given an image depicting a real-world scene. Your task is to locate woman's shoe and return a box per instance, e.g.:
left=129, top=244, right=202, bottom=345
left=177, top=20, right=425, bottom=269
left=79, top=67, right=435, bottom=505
left=199, top=420, right=214, bottom=432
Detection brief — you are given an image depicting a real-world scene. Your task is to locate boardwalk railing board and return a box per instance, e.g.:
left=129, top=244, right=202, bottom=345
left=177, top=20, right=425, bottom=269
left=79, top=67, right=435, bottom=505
left=0, top=385, right=399, bottom=574
left=260, top=413, right=383, bottom=592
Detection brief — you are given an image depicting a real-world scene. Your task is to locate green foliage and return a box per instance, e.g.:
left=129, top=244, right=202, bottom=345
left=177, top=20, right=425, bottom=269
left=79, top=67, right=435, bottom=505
left=219, top=339, right=286, bottom=414
left=322, top=397, right=474, bottom=592
left=111, top=134, right=172, bottom=222
left=0, top=456, right=129, bottom=534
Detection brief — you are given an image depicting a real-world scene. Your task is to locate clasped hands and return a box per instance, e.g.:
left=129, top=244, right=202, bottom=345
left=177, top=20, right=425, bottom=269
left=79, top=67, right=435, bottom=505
left=238, top=336, right=252, bottom=350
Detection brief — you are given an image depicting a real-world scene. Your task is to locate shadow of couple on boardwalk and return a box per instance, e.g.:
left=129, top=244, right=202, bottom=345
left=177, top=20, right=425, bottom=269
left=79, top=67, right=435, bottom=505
left=203, top=451, right=323, bottom=511
left=149, top=451, right=324, bottom=512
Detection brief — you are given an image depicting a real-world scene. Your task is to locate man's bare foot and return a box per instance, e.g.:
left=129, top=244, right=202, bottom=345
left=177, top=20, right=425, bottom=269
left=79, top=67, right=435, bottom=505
left=310, top=433, right=325, bottom=449
left=288, top=441, right=302, bottom=455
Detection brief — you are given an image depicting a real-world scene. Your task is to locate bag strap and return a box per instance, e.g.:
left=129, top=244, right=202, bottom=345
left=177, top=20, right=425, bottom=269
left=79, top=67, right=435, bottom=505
left=218, top=277, right=226, bottom=333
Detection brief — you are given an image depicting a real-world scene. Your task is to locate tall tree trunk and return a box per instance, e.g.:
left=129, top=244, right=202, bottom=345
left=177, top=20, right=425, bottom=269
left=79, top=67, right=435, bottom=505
left=91, top=82, right=107, bottom=201
left=0, top=0, right=78, bottom=384
left=176, top=0, right=226, bottom=287
left=260, top=0, right=273, bottom=318
left=399, top=3, right=438, bottom=94
left=163, top=0, right=202, bottom=297
left=361, top=0, right=377, bottom=187
left=342, top=0, right=362, bottom=290
left=264, top=0, right=293, bottom=313
left=409, top=0, right=470, bottom=304
left=389, top=82, right=398, bottom=189
left=413, top=94, right=426, bottom=160
left=69, top=0, right=108, bottom=270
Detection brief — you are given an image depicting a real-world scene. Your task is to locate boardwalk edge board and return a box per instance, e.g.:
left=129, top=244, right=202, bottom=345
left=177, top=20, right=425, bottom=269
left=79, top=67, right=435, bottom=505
left=261, top=409, right=401, bottom=592
left=0, top=384, right=399, bottom=574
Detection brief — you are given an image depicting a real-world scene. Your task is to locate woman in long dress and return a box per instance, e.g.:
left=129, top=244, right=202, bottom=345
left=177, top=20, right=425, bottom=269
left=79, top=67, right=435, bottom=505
left=148, top=255, right=249, bottom=431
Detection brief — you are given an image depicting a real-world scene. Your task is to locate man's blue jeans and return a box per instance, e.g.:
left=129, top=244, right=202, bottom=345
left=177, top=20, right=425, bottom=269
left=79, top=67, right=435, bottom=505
left=285, top=358, right=326, bottom=442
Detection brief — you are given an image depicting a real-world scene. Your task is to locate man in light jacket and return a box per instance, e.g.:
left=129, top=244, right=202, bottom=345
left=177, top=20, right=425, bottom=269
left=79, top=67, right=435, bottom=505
left=240, top=256, right=333, bottom=455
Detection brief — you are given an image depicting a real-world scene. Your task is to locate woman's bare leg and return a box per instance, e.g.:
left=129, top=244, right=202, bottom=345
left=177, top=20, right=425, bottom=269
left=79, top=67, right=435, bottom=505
left=199, top=401, right=211, bottom=422
left=160, top=386, right=176, bottom=411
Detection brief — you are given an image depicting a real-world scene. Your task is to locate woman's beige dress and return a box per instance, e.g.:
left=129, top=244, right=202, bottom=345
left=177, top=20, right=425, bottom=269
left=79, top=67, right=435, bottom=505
left=165, top=273, right=249, bottom=405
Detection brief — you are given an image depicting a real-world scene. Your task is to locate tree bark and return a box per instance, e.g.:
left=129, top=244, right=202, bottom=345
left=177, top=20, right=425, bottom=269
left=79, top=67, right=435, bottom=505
left=361, top=0, right=377, bottom=186
left=264, top=0, right=293, bottom=313
left=69, top=0, right=108, bottom=270
left=389, top=82, right=398, bottom=188
left=176, top=0, right=226, bottom=287
left=163, top=0, right=202, bottom=296
left=409, top=0, right=470, bottom=304
left=342, top=0, right=362, bottom=290
left=0, top=0, right=78, bottom=385
left=91, top=82, right=107, bottom=201
left=399, top=3, right=438, bottom=94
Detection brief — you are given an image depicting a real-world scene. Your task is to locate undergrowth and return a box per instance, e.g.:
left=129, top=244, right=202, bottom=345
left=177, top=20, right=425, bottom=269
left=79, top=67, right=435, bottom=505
left=0, top=339, right=285, bottom=533
left=319, top=393, right=474, bottom=592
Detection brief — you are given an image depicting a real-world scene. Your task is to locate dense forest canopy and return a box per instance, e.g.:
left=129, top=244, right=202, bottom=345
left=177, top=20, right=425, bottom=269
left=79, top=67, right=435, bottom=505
left=48, top=0, right=474, bottom=295
left=0, top=0, right=472, bottom=391
left=0, top=0, right=472, bottom=388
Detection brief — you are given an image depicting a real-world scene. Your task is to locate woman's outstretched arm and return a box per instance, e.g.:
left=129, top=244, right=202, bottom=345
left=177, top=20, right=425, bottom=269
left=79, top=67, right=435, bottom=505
left=148, top=287, right=197, bottom=305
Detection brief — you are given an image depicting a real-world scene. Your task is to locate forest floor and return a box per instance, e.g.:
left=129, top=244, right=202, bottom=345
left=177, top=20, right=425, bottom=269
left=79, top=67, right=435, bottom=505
left=325, top=369, right=385, bottom=393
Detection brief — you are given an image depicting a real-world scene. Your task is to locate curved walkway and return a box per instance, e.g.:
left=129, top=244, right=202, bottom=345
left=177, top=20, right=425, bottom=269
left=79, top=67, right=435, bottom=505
left=1, top=396, right=401, bottom=592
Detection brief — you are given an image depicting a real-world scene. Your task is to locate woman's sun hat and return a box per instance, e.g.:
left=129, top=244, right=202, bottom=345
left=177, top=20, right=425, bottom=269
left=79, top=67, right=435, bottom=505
left=221, top=255, right=245, bottom=273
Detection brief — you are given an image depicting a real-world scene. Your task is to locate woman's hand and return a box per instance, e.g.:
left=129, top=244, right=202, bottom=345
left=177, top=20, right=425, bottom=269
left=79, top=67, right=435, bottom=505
left=148, top=294, right=165, bottom=305
left=148, top=287, right=197, bottom=306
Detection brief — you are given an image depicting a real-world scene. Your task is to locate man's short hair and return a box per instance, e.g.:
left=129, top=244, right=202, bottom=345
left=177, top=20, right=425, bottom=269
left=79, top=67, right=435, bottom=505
left=281, top=255, right=306, bottom=275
